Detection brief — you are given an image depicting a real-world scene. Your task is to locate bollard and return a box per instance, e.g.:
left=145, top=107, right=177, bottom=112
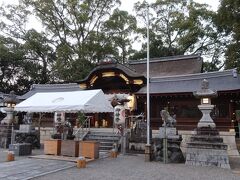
left=77, top=156, right=86, bottom=168
left=7, top=151, right=15, bottom=162
left=110, top=149, right=117, bottom=158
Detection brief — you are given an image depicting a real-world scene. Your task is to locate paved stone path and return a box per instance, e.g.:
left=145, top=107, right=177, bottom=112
left=0, top=159, right=75, bottom=180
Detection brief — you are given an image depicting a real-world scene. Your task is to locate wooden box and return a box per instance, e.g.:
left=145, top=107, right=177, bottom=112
left=61, top=140, right=79, bottom=157
left=79, top=141, right=99, bottom=159
left=44, top=139, right=61, bottom=155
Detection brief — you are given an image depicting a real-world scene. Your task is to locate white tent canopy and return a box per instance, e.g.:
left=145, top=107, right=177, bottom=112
left=14, top=89, right=113, bottom=113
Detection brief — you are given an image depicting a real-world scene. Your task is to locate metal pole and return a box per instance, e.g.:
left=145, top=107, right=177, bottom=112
left=144, top=4, right=151, bottom=162
left=146, top=5, right=150, bottom=146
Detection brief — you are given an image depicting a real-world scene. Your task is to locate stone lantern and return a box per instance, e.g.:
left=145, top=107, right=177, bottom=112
left=1, top=91, right=18, bottom=125
left=185, top=79, right=230, bottom=169
left=193, top=79, right=217, bottom=128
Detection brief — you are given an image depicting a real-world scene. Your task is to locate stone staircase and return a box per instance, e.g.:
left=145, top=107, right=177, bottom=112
left=84, top=130, right=120, bottom=153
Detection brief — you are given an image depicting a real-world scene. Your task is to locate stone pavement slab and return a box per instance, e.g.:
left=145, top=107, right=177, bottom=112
left=0, top=159, right=75, bottom=180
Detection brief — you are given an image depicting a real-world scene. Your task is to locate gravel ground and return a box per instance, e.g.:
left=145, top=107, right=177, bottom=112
left=0, top=148, right=239, bottom=180
left=35, top=154, right=240, bottom=180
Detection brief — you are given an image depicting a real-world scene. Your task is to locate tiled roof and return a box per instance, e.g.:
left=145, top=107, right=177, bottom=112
left=137, top=69, right=240, bottom=94
left=128, top=54, right=202, bottom=77
left=20, top=83, right=81, bottom=100
left=128, top=54, right=202, bottom=64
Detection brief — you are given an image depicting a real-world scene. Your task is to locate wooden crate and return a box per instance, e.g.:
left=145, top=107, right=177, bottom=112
left=44, top=139, right=61, bottom=155
left=79, top=141, right=100, bottom=159
left=61, top=140, right=79, bottom=157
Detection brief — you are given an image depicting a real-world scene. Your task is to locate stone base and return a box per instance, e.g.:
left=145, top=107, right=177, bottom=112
left=0, top=125, right=12, bottom=148
left=185, top=147, right=230, bottom=169
left=145, top=144, right=152, bottom=162
left=129, top=142, right=145, bottom=151
left=185, top=127, right=230, bottom=169
left=9, top=143, right=32, bottom=156
left=159, top=127, right=178, bottom=139
left=153, top=137, right=184, bottom=163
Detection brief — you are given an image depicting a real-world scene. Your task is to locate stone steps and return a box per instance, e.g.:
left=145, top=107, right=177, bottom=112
left=190, top=135, right=223, bottom=143
left=187, top=141, right=228, bottom=150
left=84, top=131, right=120, bottom=152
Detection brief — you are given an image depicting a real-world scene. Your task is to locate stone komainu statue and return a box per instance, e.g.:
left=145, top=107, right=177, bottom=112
left=161, top=110, right=176, bottom=127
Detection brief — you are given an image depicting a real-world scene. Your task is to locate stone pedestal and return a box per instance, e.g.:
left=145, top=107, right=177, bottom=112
left=153, top=127, right=184, bottom=163
left=145, top=144, right=152, bottom=162
left=159, top=127, right=179, bottom=139
left=9, top=143, right=32, bottom=156
left=197, top=105, right=216, bottom=128
left=0, top=125, right=12, bottom=148
left=185, top=127, right=230, bottom=169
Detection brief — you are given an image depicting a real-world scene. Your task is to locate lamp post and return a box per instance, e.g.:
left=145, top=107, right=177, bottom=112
left=194, top=79, right=217, bottom=128
left=1, top=91, right=18, bottom=125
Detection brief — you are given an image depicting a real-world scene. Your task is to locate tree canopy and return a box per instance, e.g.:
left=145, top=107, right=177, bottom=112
left=216, top=0, right=240, bottom=72
left=0, top=0, right=239, bottom=94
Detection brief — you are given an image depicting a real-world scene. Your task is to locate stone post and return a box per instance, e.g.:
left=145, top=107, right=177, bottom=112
left=145, top=144, right=151, bottom=162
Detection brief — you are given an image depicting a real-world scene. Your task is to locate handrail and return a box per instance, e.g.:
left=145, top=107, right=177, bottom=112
left=74, top=116, right=91, bottom=140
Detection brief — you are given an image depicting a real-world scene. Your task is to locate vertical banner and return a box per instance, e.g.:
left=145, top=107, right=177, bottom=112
left=54, top=112, right=65, bottom=123
left=114, top=105, right=125, bottom=124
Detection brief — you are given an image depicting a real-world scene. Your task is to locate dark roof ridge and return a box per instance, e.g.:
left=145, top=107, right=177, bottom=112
left=31, top=83, right=79, bottom=90
left=78, top=62, right=145, bottom=83
left=150, top=69, right=236, bottom=83
left=99, top=62, right=138, bottom=73
left=129, top=54, right=201, bottom=64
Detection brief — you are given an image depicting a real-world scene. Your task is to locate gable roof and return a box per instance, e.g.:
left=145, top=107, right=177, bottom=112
left=128, top=54, right=202, bottom=77
left=20, top=83, right=81, bottom=100
left=137, top=69, right=240, bottom=94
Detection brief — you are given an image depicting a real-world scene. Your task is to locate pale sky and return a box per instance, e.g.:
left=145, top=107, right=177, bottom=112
left=0, top=0, right=220, bottom=30
left=0, top=0, right=220, bottom=50
left=120, top=0, right=219, bottom=11
left=0, top=0, right=220, bottom=11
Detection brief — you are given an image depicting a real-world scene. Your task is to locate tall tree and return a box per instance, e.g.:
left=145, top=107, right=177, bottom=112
left=20, top=0, right=121, bottom=81
left=23, top=29, right=56, bottom=83
left=132, top=0, right=224, bottom=71
left=217, top=0, right=240, bottom=71
left=103, top=9, right=137, bottom=64
left=0, top=36, right=30, bottom=93
left=0, top=3, right=56, bottom=90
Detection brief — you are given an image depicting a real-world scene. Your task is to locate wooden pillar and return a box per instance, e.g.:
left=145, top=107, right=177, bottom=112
left=229, top=100, right=235, bottom=130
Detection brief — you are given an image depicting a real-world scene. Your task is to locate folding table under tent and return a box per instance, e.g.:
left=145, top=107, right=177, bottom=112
left=14, top=89, right=113, bottom=113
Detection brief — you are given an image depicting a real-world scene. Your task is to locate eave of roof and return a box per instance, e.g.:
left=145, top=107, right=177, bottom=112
left=20, top=83, right=81, bottom=100
left=129, top=54, right=202, bottom=65
left=136, top=69, right=240, bottom=94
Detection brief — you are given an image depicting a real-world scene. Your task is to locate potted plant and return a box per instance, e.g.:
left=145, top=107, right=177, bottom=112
left=76, top=112, right=86, bottom=128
